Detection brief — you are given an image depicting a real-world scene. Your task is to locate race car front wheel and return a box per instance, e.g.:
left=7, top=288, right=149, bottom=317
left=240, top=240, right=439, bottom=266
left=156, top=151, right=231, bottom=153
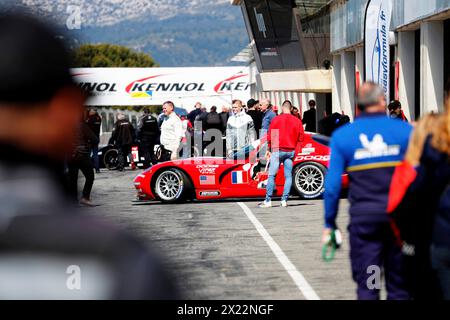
left=293, top=162, right=326, bottom=199
left=154, top=169, right=189, bottom=203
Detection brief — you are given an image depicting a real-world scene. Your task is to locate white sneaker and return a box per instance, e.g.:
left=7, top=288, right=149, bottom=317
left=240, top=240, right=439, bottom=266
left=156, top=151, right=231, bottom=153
left=280, top=200, right=288, bottom=208
left=259, top=201, right=272, bottom=208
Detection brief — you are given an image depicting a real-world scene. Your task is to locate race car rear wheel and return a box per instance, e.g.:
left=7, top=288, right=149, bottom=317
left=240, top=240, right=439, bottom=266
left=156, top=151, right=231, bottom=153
left=293, top=162, right=326, bottom=199
left=154, top=169, right=187, bottom=203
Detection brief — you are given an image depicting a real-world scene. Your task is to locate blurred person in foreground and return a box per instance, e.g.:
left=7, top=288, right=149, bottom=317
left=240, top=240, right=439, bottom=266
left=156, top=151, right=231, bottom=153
left=0, top=13, right=177, bottom=299
left=85, top=107, right=102, bottom=173
left=323, top=82, right=413, bottom=300
left=259, top=100, right=304, bottom=208
left=388, top=83, right=450, bottom=299
left=109, top=112, right=136, bottom=171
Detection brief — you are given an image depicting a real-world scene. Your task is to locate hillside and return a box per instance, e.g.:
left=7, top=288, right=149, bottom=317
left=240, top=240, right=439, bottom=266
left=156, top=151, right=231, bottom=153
left=1, top=0, right=249, bottom=67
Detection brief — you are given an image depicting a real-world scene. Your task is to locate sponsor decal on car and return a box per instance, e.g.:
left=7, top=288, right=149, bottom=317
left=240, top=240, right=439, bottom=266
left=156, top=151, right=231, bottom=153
left=300, top=148, right=316, bottom=155
left=199, top=175, right=215, bottom=185
left=295, top=155, right=330, bottom=162
left=231, top=171, right=248, bottom=184
left=199, top=191, right=221, bottom=197
left=196, top=164, right=219, bottom=175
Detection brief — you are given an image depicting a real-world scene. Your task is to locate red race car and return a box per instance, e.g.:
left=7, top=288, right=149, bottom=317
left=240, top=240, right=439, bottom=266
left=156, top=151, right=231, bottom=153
left=133, top=133, right=348, bottom=203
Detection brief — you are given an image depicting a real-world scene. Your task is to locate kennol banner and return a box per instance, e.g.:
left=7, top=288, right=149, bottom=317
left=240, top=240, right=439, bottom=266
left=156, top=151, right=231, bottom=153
left=364, top=0, right=393, bottom=103
left=71, top=67, right=251, bottom=109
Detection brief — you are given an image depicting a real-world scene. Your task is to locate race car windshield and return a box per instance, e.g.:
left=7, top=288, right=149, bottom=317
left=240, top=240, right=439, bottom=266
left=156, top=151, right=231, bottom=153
left=228, top=145, right=254, bottom=160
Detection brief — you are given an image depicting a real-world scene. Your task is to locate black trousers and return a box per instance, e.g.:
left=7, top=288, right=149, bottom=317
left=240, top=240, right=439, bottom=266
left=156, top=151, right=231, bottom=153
left=118, top=144, right=132, bottom=170
left=140, top=137, right=156, bottom=166
left=68, top=153, right=95, bottom=201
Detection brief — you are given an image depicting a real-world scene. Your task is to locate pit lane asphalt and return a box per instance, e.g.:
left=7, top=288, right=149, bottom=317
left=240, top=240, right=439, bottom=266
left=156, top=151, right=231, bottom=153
left=86, top=168, right=356, bottom=300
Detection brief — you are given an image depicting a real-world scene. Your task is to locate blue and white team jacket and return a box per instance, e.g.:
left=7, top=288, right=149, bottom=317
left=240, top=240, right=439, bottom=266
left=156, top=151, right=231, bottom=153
left=324, top=113, right=413, bottom=229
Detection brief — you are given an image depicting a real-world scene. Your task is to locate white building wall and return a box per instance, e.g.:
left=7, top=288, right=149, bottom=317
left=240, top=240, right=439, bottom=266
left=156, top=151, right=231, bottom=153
left=340, top=51, right=356, bottom=121
left=332, top=54, right=342, bottom=114
left=420, top=21, right=445, bottom=114
left=355, top=47, right=364, bottom=88
left=398, top=31, right=416, bottom=120
left=292, top=93, right=300, bottom=112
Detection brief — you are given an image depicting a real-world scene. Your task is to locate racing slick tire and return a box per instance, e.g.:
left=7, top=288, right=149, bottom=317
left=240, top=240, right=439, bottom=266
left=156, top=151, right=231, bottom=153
left=153, top=168, right=193, bottom=204
left=293, top=162, right=327, bottom=200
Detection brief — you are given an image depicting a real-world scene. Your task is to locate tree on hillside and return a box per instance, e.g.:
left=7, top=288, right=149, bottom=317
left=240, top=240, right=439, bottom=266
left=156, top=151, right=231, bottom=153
left=72, top=44, right=158, bottom=67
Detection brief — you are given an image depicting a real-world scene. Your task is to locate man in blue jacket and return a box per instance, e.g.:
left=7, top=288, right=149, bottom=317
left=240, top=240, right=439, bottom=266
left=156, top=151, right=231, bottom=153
left=260, top=98, right=276, bottom=137
left=323, top=82, right=412, bottom=300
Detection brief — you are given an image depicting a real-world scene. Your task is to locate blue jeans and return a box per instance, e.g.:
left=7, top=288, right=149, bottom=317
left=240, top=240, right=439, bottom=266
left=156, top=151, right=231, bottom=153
left=265, top=151, right=295, bottom=202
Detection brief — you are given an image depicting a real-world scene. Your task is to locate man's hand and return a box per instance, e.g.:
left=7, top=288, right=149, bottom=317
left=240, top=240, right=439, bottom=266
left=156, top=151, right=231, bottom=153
left=265, top=151, right=271, bottom=160
left=322, top=228, right=333, bottom=245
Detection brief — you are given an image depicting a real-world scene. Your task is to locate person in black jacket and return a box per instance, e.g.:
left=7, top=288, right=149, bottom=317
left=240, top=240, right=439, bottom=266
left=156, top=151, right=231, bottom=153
left=86, top=107, right=102, bottom=173
left=109, top=113, right=136, bottom=171
left=0, top=13, right=178, bottom=299
left=303, top=100, right=317, bottom=132
left=136, top=108, right=159, bottom=167
left=205, top=106, right=223, bottom=132
left=187, top=102, right=203, bottom=126
left=246, top=99, right=262, bottom=138
left=67, top=120, right=98, bottom=206
left=220, top=106, right=230, bottom=135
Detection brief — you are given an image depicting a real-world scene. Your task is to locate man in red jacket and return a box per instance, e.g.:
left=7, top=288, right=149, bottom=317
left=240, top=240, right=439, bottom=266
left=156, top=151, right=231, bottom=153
left=259, top=100, right=304, bottom=208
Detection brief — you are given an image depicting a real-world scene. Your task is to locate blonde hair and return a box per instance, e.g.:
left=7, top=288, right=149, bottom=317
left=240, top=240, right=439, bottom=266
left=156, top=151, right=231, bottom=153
left=405, top=97, right=450, bottom=166
left=405, top=114, right=440, bottom=166
left=431, top=97, right=450, bottom=156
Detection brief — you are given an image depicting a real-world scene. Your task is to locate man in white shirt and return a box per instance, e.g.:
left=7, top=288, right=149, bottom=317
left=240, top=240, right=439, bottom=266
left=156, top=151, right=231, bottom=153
left=160, top=101, right=184, bottom=160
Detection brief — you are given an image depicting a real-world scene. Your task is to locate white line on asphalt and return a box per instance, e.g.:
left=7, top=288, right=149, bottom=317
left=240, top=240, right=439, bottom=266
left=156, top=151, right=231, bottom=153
left=237, top=202, right=320, bottom=300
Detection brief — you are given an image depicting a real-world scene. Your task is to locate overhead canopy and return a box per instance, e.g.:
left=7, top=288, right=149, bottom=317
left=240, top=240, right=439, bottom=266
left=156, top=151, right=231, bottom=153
left=257, top=69, right=332, bottom=93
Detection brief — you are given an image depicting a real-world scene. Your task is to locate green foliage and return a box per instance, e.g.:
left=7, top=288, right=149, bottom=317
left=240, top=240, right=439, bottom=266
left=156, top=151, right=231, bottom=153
left=72, top=44, right=159, bottom=67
